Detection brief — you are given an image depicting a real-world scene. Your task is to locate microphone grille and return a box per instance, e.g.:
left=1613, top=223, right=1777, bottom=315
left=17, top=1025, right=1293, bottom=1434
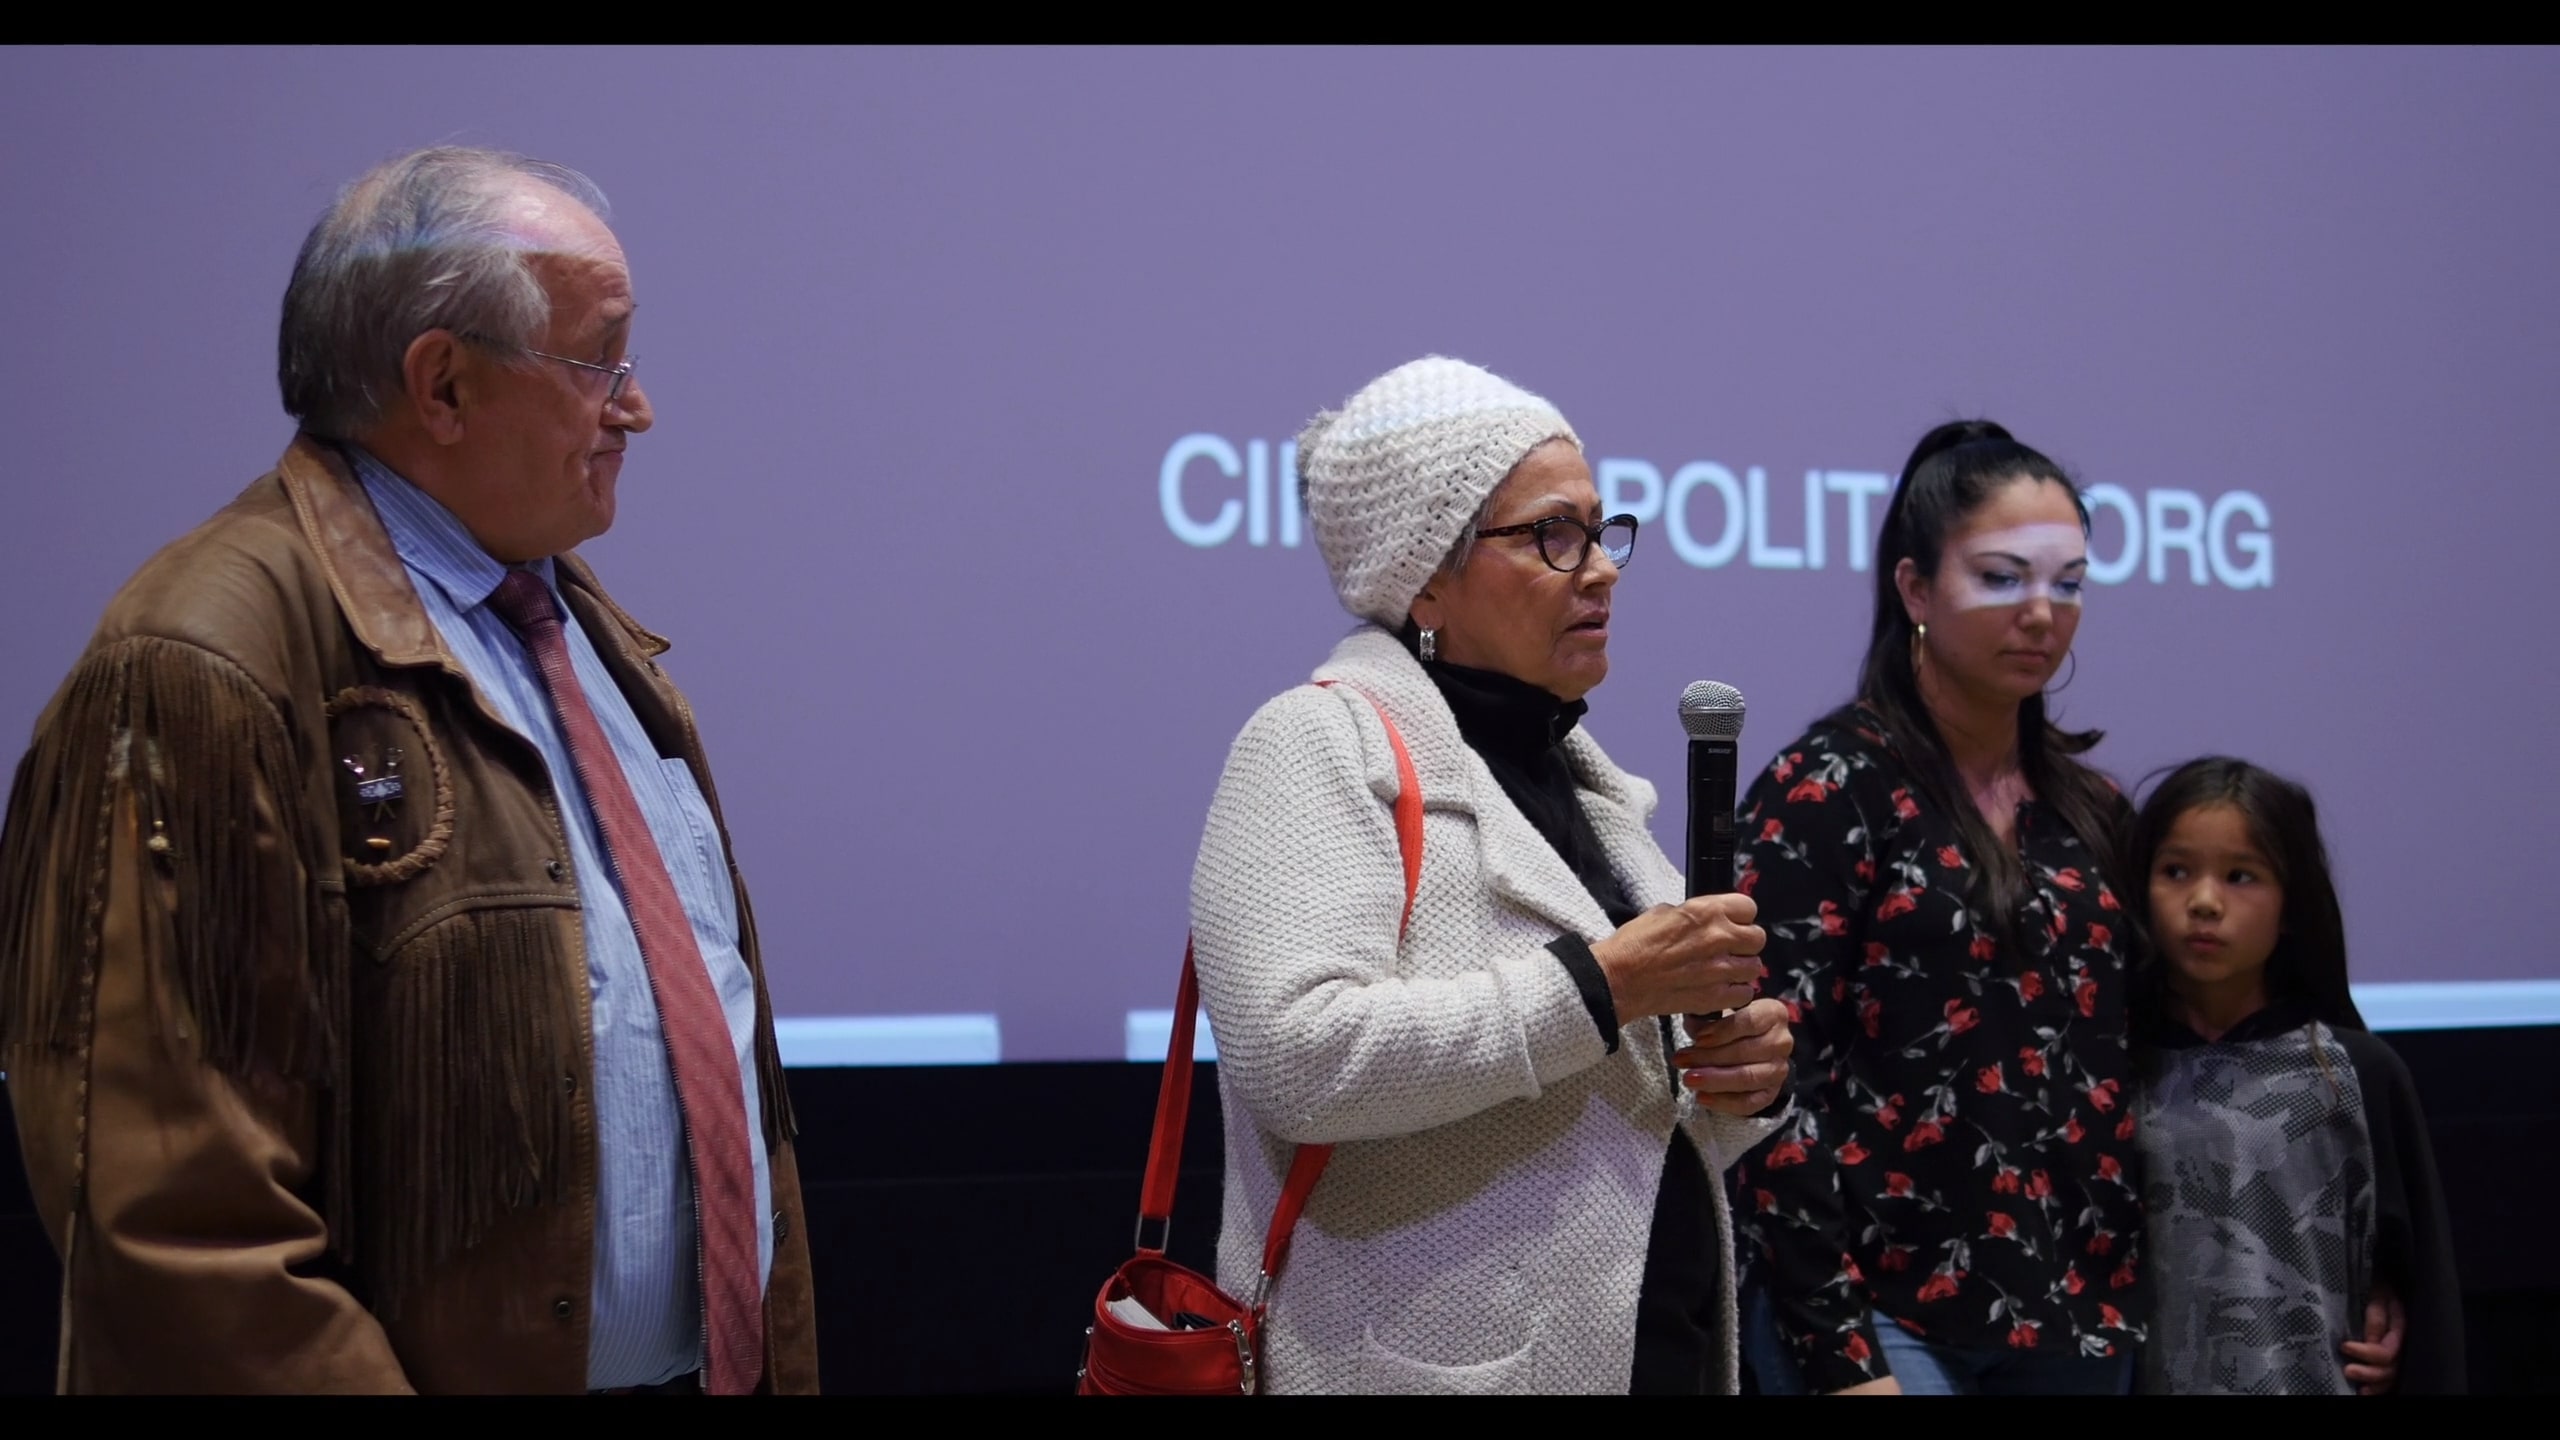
left=1679, top=680, right=1747, bottom=741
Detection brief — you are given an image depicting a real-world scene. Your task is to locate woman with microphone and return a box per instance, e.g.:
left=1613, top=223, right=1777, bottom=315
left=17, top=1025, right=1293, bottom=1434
left=1730, top=421, right=2145, bottom=1395
left=1187, top=356, right=1790, bottom=1394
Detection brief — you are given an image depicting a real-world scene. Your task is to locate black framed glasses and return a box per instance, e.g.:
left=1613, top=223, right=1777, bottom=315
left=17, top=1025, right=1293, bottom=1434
left=1474, top=513, right=1639, bottom=573
left=460, top=332, right=638, bottom=406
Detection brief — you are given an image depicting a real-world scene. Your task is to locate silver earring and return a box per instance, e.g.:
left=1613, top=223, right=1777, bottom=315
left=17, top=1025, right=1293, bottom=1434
left=1419, top=628, right=1439, bottom=663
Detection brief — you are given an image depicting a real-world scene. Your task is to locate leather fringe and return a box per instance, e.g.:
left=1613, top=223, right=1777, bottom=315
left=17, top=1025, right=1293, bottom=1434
left=0, top=636, right=342, bottom=1088
left=353, top=903, right=580, bottom=1317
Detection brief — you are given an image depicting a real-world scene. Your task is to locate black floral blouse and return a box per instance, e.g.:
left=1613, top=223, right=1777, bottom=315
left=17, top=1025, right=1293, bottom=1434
left=1732, top=709, right=2146, bottom=1390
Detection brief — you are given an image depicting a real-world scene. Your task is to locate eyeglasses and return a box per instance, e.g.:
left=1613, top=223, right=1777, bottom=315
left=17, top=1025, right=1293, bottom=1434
left=460, top=332, right=639, bottom=407
left=1473, top=513, right=1640, bottom=573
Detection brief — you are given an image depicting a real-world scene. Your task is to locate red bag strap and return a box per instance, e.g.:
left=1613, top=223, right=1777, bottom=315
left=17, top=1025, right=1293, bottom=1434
left=1134, top=682, right=1424, bottom=1319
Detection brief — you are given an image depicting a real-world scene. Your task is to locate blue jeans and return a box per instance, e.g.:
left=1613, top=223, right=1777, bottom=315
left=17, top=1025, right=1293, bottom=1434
left=1873, top=1316, right=2134, bottom=1395
left=1742, top=1277, right=2134, bottom=1396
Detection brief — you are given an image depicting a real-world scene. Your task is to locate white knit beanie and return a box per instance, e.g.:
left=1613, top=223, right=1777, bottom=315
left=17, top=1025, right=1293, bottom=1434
left=1297, top=356, right=1582, bottom=630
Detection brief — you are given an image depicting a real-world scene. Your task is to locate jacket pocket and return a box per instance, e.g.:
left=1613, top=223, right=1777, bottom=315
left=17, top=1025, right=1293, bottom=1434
left=1357, top=1323, right=1539, bottom=1394
left=1355, top=1252, right=1541, bottom=1390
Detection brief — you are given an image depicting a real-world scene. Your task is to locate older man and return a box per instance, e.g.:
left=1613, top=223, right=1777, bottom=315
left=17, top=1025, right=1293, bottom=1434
left=0, top=147, right=816, bottom=1393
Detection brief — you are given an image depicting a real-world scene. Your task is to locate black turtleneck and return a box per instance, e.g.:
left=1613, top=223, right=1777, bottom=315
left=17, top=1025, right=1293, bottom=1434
left=1412, top=643, right=1724, bottom=1395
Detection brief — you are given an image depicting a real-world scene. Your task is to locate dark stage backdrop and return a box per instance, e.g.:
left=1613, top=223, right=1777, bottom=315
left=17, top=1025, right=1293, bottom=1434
left=2, top=48, right=2557, bottom=1067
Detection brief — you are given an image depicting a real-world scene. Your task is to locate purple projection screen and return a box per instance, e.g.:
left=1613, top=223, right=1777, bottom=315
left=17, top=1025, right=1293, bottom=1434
left=2, top=47, right=2555, bottom=1062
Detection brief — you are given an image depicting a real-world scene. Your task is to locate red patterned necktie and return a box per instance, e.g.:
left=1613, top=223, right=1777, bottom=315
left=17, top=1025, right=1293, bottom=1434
left=490, top=569, right=764, bottom=1395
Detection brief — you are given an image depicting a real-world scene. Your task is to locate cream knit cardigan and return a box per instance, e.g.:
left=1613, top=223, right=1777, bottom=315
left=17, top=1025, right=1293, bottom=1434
left=1190, top=626, right=1785, bottom=1394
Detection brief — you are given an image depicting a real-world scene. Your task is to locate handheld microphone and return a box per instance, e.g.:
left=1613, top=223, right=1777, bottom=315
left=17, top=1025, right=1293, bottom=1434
left=1679, top=680, right=1747, bottom=1027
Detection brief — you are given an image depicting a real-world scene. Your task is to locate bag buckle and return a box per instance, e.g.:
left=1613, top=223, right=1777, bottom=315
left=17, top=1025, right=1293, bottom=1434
left=1228, top=1318, right=1255, bottom=1394
left=1133, top=1214, right=1171, bottom=1253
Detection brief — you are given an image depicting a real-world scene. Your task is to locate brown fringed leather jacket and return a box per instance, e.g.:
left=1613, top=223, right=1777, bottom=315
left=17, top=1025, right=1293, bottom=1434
left=0, top=436, right=819, bottom=1393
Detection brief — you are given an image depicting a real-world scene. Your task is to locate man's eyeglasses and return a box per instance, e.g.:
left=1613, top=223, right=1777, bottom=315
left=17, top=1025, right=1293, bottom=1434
left=1473, top=514, right=1640, bottom=573
left=460, top=332, right=638, bottom=407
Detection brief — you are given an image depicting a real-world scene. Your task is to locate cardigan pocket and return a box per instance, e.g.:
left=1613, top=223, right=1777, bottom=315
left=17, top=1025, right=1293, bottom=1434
left=1358, top=1321, right=1540, bottom=1394
left=1356, top=1252, right=1541, bottom=1389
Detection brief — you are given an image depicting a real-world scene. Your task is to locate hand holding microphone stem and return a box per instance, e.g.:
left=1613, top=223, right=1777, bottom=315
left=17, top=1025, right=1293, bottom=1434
left=1590, top=893, right=1767, bottom=1021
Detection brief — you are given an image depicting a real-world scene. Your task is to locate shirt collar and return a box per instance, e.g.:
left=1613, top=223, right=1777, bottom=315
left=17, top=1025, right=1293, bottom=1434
left=2146, top=995, right=2315, bottom=1050
left=345, top=445, right=554, bottom=612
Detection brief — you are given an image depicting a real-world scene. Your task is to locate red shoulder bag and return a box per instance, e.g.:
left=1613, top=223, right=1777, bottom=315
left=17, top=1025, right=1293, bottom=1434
left=1077, top=685, right=1423, bottom=1396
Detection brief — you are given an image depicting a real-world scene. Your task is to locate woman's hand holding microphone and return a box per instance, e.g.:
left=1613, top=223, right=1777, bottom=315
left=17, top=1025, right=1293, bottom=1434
left=1590, top=894, right=1793, bottom=1116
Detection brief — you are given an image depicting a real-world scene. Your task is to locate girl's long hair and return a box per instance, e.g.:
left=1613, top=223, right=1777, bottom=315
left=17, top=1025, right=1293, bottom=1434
left=1836, top=419, right=2120, bottom=961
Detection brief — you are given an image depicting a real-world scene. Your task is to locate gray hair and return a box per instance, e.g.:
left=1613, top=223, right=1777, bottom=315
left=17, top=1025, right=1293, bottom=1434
left=277, top=146, right=612, bottom=438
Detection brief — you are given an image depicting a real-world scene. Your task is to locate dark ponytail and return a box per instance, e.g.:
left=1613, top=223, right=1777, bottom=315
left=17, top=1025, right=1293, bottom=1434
left=1835, top=419, right=2121, bottom=963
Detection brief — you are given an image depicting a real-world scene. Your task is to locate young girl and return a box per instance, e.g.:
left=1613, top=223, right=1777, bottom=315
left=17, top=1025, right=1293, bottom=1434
left=2129, top=757, right=2465, bottom=1394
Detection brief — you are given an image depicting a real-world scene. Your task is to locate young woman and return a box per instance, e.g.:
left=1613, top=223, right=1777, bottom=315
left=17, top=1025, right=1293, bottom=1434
left=2129, top=757, right=2464, bottom=1393
left=1733, top=419, right=2144, bottom=1395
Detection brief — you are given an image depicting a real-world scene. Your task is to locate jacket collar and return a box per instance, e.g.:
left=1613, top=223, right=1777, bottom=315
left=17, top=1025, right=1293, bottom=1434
left=275, top=433, right=670, bottom=668
left=1312, top=625, right=1668, bottom=939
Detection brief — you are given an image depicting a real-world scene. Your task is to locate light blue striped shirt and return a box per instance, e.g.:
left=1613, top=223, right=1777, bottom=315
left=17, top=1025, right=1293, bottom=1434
left=351, top=449, right=772, bottom=1390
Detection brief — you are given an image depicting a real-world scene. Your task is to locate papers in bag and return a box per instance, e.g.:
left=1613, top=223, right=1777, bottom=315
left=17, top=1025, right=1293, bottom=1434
left=1105, top=1295, right=1171, bottom=1331
left=1105, top=1295, right=1224, bottom=1331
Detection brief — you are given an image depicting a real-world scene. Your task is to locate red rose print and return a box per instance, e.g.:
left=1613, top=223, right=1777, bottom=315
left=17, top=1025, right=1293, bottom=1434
left=1819, top=900, right=1849, bottom=936
left=2100, top=1304, right=2125, bottom=1328
left=1842, top=1331, right=1871, bottom=1365
left=2116, top=1112, right=2137, bottom=1141
left=2090, top=1078, right=2121, bottom=1113
left=1903, top=1121, right=1945, bottom=1152
left=2110, top=1262, right=2137, bottom=1290
left=1884, top=1172, right=1916, bottom=1198
left=1916, top=1272, right=1960, bottom=1303
left=2008, top=1322, right=2040, bottom=1349
left=1854, top=858, right=1876, bottom=883
left=2099, top=886, right=2121, bottom=911
left=1759, top=818, right=1785, bottom=843
left=2088, top=923, right=2113, bottom=951
left=1860, top=996, right=1883, bottom=1039
left=1937, top=845, right=1965, bottom=869
left=1766, top=1140, right=1808, bottom=1168
left=1784, top=997, right=1804, bottom=1023
left=2096, top=1153, right=2123, bottom=1182
left=1836, top=1139, right=1870, bottom=1165
left=1874, top=1100, right=1901, bottom=1129
left=1755, top=1189, right=1776, bottom=1213
left=1877, top=890, right=1918, bottom=921
left=1774, top=752, right=1800, bottom=784
left=2064, top=1115, right=2086, bottom=1143
left=1878, top=1245, right=1913, bottom=1273
left=2087, top=1231, right=2113, bottom=1257
left=2017, top=969, right=2044, bottom=1001
left=1863, top=942, right=1891, bottom=968
left=1976, top=1063, right=2005, bottom=1094
left=1787, top=778, right=1831, bottom=804
left=1892, top=789, right=1920, bottom=821
left=2063, top=1266, right=2085, bottom=1295
left=1970, top=933, right=1999, bottom=963
left=1739, top=869, right=1759, bottom=896
left=1988, top=1211, right=2017, bottom=1238
left=2054, top=868, right=2085, bottom=891
left=1832, top=977, right=1848, bottom=1002
left=1944, top=999, right=1980, bottom=1035
left=1991, top=1167, right=2021, bottom=1195
left=2026, top=1170, right=2053, bottom=1200
left=2048, top=908, right=2068, bottom=941
left=2075, top=978, right=2100, bottom=1018
left=1842, top=1257, right=1865, bottom=1283
left=2020, top=1048, right=2047, bottom=1078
